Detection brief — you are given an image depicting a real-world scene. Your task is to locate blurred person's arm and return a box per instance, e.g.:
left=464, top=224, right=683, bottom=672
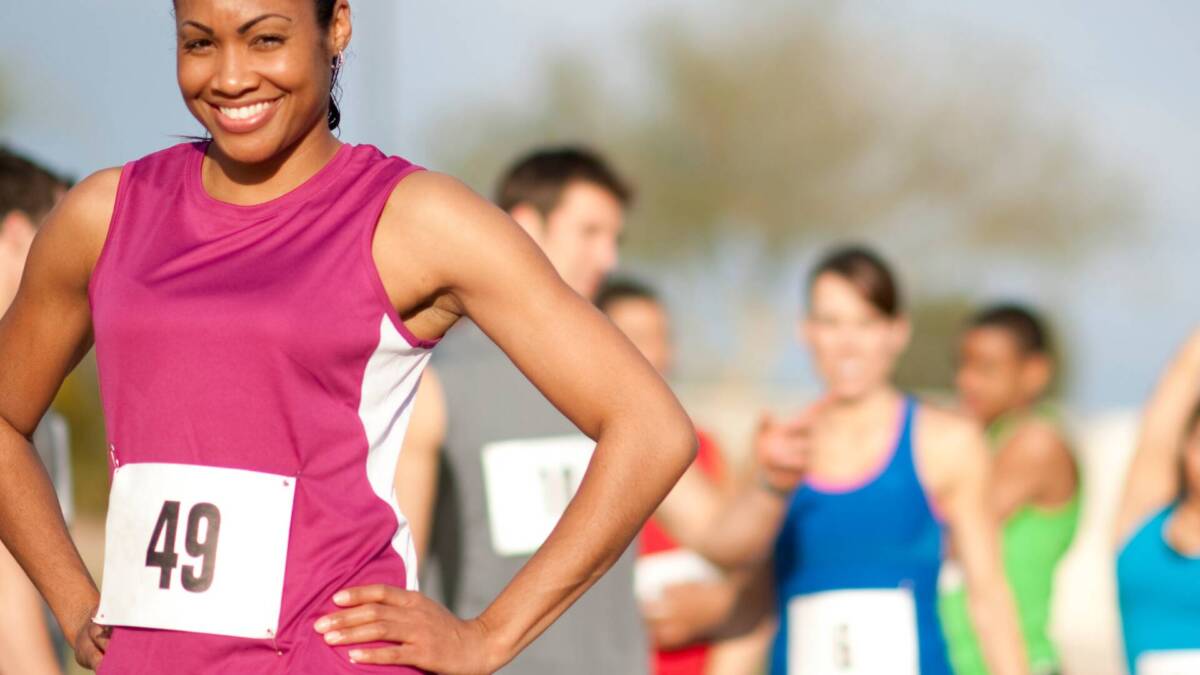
left=643, top=578, right=740, bottom=651
left=991, top=420, right=1076, bottom=521
left=0, top=541, right=62, bottom=675
left=705, top=615, right=776, bottom=675
left=704, top=565, right=776, bottom=675
left=649, top=465, right=724, bottom=552
left=923, top=409, right=1028, bottom=675
left=1116, top=328, right=1200, bottom=539
left=393, top=367, right=446, bottom=560
left=656, top=409, right=817, bottom=569
left=0, top=169, right=119, bottom=670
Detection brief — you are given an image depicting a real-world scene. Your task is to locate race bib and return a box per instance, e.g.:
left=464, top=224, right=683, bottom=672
left=481, top=435, right=594, bottom=557
left=1138, top=650, right=1200, bottom=675
left=787, top=588, right=919, bottom=675
left=635, top=549, right=724, bottom=603
left=96, top=463, right=296, bottom=639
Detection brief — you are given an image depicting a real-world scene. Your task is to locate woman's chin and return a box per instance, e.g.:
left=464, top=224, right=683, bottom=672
left=826, top=383, right=871, bottom=403
left=206, top=135, right=282, bottom=165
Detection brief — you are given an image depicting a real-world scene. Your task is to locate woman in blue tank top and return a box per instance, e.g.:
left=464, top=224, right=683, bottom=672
left=684, top=246, right=1028, bottom=675
left=1115, top=329, right=1200, bottom=674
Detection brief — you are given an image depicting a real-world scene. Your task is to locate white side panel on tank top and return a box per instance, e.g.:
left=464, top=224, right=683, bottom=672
left=358, top=315, right=431, bottom=590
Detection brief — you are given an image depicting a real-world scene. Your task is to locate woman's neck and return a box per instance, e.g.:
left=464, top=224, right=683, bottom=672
left=203, top=125, right=342, bottom=206
left=822, top=386, right=902, bottom=430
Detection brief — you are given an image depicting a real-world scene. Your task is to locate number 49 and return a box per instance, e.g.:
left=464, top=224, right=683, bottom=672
left=146, top=501, right=221, bottom=593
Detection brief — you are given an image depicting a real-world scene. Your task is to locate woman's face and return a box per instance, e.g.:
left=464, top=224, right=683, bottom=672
left=803, top=273, right=910, bottom=402
left=174, top=0, right=349, bottom=164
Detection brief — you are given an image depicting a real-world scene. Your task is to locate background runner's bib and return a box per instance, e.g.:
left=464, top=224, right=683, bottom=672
left=1138, top=651, right=1200, bottom=675
left=787, top=588, right=919, bottom=675
left=481, top=435, right=593, bottom=557
left=634, top=549, right=724, bottom=603
left=96, top=463, right=296, bottom=639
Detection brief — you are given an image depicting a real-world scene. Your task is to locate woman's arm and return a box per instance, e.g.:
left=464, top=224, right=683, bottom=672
left=921, top=410, right=1028, bottom=675
left=317, top=173, right=697, bottom=673
left=1116, top=328, right=1200, bottom=539
left=0, top=169, right=118, bottom=670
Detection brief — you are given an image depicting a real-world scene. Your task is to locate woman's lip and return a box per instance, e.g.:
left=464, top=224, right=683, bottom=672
left=208, top=97, right=282, bottom=134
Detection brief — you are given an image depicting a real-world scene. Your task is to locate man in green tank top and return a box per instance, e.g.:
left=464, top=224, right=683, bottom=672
left=939, top=304, right=1080, bottom=675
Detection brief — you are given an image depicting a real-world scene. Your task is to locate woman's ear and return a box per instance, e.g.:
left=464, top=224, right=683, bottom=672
left=331, top=1, right=353, bottom=55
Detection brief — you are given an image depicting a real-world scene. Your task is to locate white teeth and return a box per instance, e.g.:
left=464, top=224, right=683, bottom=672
left=218, top=100, right=273, bottom=121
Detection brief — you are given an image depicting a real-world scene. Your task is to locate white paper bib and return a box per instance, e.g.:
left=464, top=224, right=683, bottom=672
left=96, top=462, right=296, bottom=639
left=1138, top=650, right=1200, bottom=675
left=481, top=435, right=594, bottom=557
left=787, top=588, right=919, bottom=675
left=634, top=549, right=724, bottom=603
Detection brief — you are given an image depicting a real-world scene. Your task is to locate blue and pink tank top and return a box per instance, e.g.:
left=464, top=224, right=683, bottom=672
left=89, top=141, right=434, bottom=674
left=770, top=397, right=950, bottom=675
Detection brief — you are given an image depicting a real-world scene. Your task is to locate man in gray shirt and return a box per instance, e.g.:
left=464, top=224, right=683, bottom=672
left=0, top=145, right=73, bottom=674
left=396, top=148, right=645, bottom=673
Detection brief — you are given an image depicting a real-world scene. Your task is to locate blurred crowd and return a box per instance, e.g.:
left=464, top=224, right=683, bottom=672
left=2, top=138, right=1197, bottom=675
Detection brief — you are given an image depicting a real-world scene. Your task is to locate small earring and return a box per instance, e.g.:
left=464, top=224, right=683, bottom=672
left=332, top=52, right=345, bottom=71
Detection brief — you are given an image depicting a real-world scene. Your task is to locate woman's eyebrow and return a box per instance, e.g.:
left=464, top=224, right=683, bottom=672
left=180, top=20, right=214, bottom=35
left=237, top=14, right=293, bottom=34
left=177, top=14, right=292, bottom=36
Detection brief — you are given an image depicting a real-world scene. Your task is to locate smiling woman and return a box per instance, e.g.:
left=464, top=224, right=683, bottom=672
left=0, top=1, right=697, bottom=674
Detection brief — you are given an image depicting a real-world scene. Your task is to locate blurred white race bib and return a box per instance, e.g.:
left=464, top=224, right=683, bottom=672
left=787, top=588, right=918, bottom=675
left=481, top=435, right=594, bottom=557
left=635, top=550, right=724, bottom=603
left=96, top=463, right=296, bottom=639
left=1138, top=650, right=1200, bottom=675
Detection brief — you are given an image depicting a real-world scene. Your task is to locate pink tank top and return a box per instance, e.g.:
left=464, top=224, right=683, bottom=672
left=89, top=142, right=433, bottom=674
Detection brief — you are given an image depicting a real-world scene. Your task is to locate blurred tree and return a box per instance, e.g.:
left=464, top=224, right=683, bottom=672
left=425, top=7, right=1136, bottom=395
left=430, top=6, right=1137, bottom=263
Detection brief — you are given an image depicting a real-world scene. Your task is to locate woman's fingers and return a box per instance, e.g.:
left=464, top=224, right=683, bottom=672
left=322, top=620, right=401, bottom=646
left=346, top=644, right=416, bottom=665
left=333, top=584, right=419, bottom=608
left=315, top=603, right=399, bottom=632
left=74, top=620, right=110, bottom=670
left=92, top=623, right=112, bottom=650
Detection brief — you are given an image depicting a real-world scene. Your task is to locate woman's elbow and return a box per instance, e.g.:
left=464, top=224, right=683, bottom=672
left=661, top=413, right=699, bottom=474
left=648, top=410, right=700, bottom=478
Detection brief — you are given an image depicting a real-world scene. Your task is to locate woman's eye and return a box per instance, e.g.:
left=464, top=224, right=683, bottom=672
left=252, top=35, right=286, bottom=48
left=183, top=38, right=213, bottom=52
